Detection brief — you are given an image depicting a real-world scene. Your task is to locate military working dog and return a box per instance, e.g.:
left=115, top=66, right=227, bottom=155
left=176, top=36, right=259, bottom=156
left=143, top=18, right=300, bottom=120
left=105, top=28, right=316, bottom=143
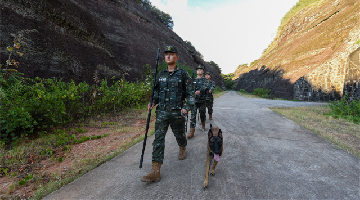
left=204, top=124, right=223, bottom=188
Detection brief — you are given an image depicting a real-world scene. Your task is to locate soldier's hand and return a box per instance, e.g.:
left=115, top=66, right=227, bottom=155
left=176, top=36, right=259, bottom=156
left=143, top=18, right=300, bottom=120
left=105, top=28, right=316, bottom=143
left=148, top=102, right=155, bottom=111
left=181, top=109, right=188, bottom=115
left=195, top=90, right=200, bottom=95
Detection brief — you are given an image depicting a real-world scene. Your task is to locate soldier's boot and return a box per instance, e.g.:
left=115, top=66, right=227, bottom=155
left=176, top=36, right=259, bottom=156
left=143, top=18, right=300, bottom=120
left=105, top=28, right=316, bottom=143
left=209, top=114, right=213, bottom=120
left=187, top=128, right=195, bottom=138
left=178, top=146, right=186, bottom=160
left=201, top=122, right=206, bottom=131
left=141, top=162, right=162, bottom=182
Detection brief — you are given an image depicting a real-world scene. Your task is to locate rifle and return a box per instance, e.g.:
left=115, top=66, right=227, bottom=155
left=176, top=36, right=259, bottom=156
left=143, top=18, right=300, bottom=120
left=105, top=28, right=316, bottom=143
left=184, top=68, right=195, bottom=133
left=139, top=48, right=160, bottom=169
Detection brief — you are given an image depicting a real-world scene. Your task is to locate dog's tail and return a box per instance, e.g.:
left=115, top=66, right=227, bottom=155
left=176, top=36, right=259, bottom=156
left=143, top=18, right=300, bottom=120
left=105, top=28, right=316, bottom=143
left=210, top=124, right=212, bottom=128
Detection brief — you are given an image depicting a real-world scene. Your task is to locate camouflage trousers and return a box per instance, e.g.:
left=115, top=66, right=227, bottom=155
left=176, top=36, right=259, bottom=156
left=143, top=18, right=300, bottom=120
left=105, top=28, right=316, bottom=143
left=190, top=101, right=206, bottom=128
left=206, top=99, right=213, bottom=115
left=152, top=109, right=187, bottom=164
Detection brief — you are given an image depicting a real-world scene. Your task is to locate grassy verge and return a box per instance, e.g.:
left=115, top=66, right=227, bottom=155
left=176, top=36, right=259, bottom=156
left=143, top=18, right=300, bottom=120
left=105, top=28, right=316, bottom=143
left=0, top=106, right=156, bottom=199
left=236, top=90, right=259, bottom=98
left=213, top=90, right=227, bottom=98
left=270, top=106, right=360, bottom=158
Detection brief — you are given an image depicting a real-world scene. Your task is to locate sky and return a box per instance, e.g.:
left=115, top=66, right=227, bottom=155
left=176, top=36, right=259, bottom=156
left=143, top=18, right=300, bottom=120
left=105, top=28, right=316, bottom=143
left=150, top=0, right=299, bottom=74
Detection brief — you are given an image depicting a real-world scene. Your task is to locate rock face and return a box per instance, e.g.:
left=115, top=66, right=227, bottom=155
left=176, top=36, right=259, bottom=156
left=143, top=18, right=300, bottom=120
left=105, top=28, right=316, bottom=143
left=0, top=0, right=224, bottom=86
left=236, top=0, right=360, bottom=100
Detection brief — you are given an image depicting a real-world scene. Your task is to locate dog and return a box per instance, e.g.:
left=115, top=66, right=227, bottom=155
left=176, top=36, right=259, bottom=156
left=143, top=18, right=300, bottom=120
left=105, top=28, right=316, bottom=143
left=204, top=124, right=223, bottom=188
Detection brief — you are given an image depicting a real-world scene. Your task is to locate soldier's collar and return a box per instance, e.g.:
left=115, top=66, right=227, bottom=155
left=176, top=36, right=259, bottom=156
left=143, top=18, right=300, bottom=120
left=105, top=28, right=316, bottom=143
left=165, top=65, right=179, bottom=73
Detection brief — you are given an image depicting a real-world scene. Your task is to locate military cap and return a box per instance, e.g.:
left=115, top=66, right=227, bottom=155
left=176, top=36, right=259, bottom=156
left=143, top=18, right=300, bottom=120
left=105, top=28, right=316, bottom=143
left=164, top=45, right=178, bottom=53
left=205, top=71, right=211, bottom=75
left=196, top=65, right=205, bottom=70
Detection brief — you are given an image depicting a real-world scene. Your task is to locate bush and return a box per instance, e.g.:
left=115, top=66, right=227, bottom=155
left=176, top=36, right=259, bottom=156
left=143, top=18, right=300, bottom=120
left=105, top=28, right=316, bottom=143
left=327, top=95, right=360, bottom=123
left=253, top=88, right=271, bottom=97
left=213, top=86, right=223, bottom=94
left=0, top=70, right=151, bottom=144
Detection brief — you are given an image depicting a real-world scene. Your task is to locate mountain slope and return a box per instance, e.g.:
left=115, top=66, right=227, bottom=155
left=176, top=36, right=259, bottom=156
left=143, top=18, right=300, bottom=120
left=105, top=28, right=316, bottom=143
left=0, top=0, right=224, bottom=86
left=236, top=0, right=360, bottom=100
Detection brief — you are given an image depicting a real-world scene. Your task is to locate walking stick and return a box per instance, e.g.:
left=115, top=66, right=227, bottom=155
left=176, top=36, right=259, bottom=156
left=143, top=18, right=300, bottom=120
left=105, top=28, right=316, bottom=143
left=139, top=48, right=160, bottom=168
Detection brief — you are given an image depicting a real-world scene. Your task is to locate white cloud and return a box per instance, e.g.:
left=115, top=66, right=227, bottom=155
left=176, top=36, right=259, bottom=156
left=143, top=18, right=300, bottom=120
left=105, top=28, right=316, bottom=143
left=150, top=0, right=298, bottom=74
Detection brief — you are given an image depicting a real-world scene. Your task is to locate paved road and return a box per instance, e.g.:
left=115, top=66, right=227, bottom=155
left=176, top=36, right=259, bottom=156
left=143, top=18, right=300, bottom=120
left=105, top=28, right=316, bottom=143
left=45, top=91, right=360, bottom=199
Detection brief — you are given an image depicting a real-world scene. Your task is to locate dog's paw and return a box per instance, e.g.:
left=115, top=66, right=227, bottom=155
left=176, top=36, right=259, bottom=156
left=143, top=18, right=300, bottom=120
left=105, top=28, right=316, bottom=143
left=210, top=172, right=215, bottom=176
left=203, top=181, right=208, bottom=189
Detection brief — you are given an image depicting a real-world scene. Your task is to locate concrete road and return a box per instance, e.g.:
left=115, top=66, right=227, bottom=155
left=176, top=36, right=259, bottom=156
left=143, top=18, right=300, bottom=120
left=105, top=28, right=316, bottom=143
left=44, top=91, right=360, bottom=199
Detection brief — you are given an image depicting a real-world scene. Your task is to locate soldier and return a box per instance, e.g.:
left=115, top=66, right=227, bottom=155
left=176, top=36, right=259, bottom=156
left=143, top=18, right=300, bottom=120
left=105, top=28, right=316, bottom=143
left=205, top=71, right=215, bottom=120
left=187, top=65, right=208, bottom=138
left=141, top=46, right=194, bottom=183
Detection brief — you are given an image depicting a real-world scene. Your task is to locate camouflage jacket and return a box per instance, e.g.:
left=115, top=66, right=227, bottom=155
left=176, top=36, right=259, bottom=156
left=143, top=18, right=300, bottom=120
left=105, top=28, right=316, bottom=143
left=193, top=76, right=208, bottom=102
left=153, top=66, right=194, bottom=111
left=205, top=79, right=215, bottom=101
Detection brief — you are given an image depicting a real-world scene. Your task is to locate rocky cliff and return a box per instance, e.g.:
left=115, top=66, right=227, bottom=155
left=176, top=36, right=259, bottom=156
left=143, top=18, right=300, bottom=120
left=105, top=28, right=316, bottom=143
left=236, top=0, right=360, bottom=100
left=0, top=0, right=224, bottom=86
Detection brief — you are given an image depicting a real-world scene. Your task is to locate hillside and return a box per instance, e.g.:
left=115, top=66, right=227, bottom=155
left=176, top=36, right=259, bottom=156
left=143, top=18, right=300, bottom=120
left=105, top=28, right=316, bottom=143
left=235, top=0, right=360, bottom=100
left=0, top=0, right=224, bottom=86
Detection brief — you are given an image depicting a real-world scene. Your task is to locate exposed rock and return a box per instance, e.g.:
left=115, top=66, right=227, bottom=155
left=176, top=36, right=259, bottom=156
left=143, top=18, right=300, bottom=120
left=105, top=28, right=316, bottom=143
left=0, top=0, right=224, bottom=86
left=235, top=0, right=360, bottom=101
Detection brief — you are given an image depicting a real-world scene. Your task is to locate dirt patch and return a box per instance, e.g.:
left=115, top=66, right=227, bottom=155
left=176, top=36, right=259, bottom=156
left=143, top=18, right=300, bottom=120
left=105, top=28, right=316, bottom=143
left=0, top=110, right=155, bottom=199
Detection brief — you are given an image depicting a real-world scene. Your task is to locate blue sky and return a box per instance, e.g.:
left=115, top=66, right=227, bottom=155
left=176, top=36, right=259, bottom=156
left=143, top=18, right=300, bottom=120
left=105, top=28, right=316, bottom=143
left=150, top=0, right=299, bottom=74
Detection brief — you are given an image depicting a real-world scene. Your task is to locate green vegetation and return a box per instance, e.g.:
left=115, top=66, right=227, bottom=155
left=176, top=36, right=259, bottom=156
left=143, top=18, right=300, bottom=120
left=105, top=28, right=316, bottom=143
left=221, top=73, right=235, bottom=90
left=0, top=70, right=150, bottom=144
left=213, top=86, right=223, bottom=94
left=326, top=95, right=360, bottom=124
left=135, top=0, right=174, bottom=29
left=280, top=0, right=321, bottom=29
left=185, top=40, right=204, bottom=60
left=207, top=61, right=221, bottom=74
left=253, top=87, right=271, bottom=98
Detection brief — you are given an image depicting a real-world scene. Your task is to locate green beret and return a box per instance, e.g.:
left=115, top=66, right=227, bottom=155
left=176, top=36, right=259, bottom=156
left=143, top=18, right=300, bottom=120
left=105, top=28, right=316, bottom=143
left=164, top=45, right=178, bottom=53
left=205, top=71, right=211, bottom=75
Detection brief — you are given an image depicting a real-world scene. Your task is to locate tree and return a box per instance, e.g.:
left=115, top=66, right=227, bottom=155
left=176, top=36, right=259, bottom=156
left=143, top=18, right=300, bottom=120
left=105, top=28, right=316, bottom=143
left=207, top=61, right=221, bottom=74
left=185, top=40, right=204, bottom=59
left=221, top=73, right=235, bottom=90
left=135, top=0, right=174, bottom=30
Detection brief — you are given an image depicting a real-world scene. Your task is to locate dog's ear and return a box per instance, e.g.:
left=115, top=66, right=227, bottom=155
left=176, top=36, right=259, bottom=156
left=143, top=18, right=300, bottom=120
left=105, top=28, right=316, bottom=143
left=208, top=129, right=213, bottom=138
left=218, top=129, right=223, bottom=138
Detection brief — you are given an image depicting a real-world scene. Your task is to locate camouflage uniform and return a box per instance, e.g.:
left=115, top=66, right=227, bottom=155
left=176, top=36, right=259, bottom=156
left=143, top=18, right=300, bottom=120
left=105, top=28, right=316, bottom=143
left=151, top=64, right=194, bottom=164
left=205, top=72, right=215, bottom=117
left=190, top=66, right=208, bottom=128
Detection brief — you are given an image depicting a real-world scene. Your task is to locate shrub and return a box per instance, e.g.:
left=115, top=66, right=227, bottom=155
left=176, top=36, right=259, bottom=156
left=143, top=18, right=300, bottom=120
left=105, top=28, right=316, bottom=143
left=213, top=86, right=223, bottom=94
left=253, top=88, right=271, bottom=97
left=327, top=95, right=360, bottom=124
left=0, top=70, right=151, bottom=144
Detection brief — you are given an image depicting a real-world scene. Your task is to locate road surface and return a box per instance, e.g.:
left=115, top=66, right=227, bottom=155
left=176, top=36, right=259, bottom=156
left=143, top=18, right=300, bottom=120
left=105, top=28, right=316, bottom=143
left=44, top=91, right=360, bottom=199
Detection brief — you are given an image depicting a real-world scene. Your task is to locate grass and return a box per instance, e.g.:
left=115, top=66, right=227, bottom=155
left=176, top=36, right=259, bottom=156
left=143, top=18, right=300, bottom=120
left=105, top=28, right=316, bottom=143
left=213, top=90, right=227, bottom=98
left=0, top=106, right=157, bottom=199
left=280, top=0, right=322, bottom=29
left=270, top=106, right=360, bottom=158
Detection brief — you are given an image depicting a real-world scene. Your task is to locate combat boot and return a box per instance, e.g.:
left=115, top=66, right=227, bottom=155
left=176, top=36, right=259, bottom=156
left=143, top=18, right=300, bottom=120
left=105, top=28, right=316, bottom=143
left=187, top=128, right=195, bottom=138
left=201, top=122, right=205, bottom=130
left=209, top=114, right=213, bottom=120
left=178, top=146, right=186, bottom=160
left=141, top=162, right=162, bottom=182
